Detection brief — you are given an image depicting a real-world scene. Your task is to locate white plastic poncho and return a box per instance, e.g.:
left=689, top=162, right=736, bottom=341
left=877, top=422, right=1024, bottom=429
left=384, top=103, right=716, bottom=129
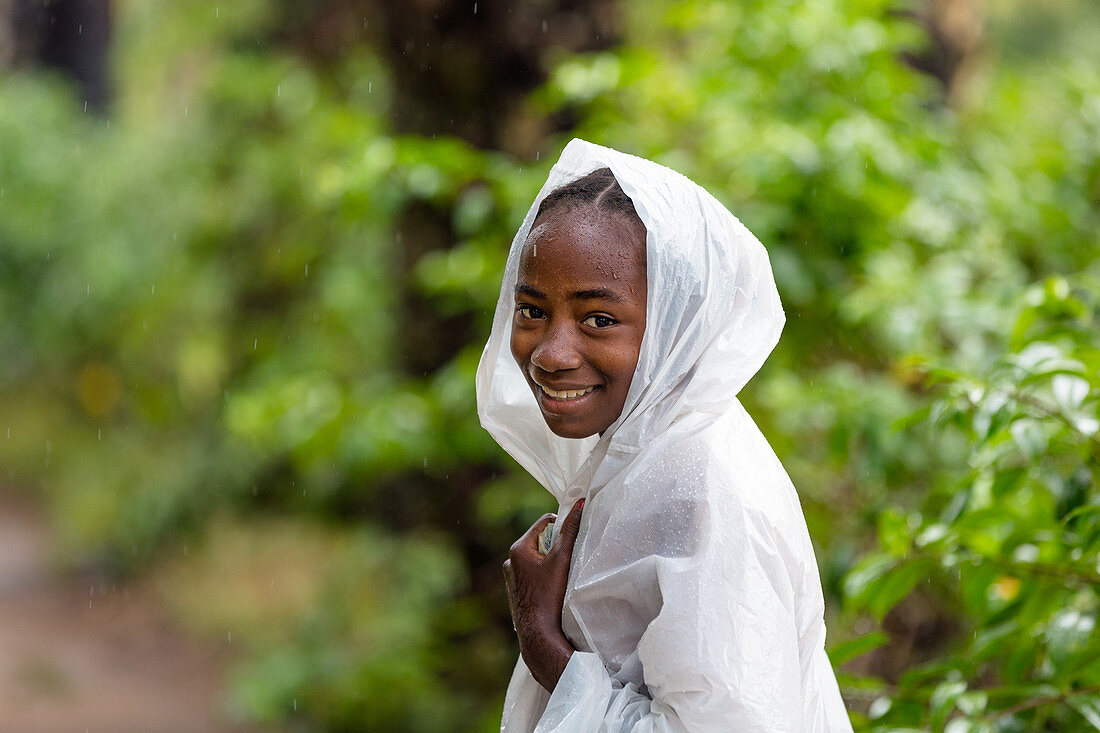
left=476, top=139, right=852, bottom=733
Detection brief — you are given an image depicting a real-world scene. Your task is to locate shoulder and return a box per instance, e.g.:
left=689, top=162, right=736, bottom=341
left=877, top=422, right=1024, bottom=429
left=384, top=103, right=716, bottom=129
left=628, top=406, right=803, bottom=525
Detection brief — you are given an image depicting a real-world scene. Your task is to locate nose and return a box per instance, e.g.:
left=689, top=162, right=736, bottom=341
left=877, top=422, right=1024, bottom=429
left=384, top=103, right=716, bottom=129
left=530, top=320, right=583, bottom=373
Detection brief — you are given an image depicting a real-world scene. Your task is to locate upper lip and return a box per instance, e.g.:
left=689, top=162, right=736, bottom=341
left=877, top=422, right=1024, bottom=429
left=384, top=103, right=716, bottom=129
left=529, top=372, right=598, bottom=393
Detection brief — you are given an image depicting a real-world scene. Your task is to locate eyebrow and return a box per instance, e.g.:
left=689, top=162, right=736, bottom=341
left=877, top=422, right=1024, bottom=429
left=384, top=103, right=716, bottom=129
left=514, top=284, right=628, bottom=304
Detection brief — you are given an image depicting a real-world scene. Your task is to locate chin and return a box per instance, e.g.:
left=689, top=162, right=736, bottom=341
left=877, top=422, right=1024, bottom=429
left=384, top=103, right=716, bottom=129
left=542, top=416, right=599, bottom=440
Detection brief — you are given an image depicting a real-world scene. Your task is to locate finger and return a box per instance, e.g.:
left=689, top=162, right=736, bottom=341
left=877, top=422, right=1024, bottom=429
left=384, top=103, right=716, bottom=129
left=550, top=498, right=585, bottom=559
left=512, top=513, right=557, bottom=556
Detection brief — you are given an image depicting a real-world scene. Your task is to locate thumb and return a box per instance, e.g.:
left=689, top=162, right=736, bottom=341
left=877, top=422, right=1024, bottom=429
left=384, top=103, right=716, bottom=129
left=552, top=498, right=585, bottom=558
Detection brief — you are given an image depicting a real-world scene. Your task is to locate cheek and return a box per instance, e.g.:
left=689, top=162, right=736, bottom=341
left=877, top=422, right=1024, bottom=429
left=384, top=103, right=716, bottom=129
left=614, top=332, right=644, bottom=383
left=509, top=326, right=529, bottom=368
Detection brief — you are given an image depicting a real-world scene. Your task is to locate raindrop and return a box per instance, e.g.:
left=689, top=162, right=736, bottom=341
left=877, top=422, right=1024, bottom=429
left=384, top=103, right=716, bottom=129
left=78, top=24, right=83, bottom=34
left=184, top=105, right=188, bottom=117
left=293, top=699, right=297, bottom=711
left=215, top=7, right=219, bottom=18
left=5, top=428, right=9, bottom=439
left=227, top=630, right=232, bottom=642
left=542, top=20, right=548, bottom=32
left=97, top=428, right=101, bottom=440
left=83, top=100, right=88, bottom=112
left=151, top=283, right=156, bottom=295
left=536, top=151, right=540, bottom=160
left=253, top=338, right=258, bottom=350
left=86, top=284, right=90, bottom=295
left=473, top=2, right=477, bottom=13
left=368, top=81, right=373, bottom=94
left=304, top=264, right=309, bottom=276
left=277, top=84, right=281, bottom=97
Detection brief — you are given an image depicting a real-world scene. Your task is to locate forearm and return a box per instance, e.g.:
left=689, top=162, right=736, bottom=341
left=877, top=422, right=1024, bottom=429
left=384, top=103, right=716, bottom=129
left=518, top=623, right=575, bottom=692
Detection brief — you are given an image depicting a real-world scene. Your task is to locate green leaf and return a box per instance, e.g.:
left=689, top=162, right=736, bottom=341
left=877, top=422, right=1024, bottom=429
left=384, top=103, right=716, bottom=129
left=828, top=632, right=890, bottom=667
left=1063, top=503, right=1100, bottom=524
left=878, top=507, right=912, bottom=557
left=842, top=553, right=897, bottom=601
left=1070, top=697, right=1100, bottom=731
left=930, top=678, right=967, bottom=729
left=868, top=560, right=932, bottom=620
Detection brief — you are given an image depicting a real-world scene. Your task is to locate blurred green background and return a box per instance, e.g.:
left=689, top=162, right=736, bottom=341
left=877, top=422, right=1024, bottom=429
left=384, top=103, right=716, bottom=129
left=1, top=0, right=1098, bottom=730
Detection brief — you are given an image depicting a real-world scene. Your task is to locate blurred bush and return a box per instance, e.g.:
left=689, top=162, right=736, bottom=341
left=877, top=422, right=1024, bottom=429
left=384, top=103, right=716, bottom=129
left=0, top=0, right=1097, bottom=730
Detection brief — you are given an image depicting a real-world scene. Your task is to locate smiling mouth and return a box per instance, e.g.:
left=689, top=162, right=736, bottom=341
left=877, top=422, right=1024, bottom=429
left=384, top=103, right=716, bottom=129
left=539, top=385, right=597, bottom=401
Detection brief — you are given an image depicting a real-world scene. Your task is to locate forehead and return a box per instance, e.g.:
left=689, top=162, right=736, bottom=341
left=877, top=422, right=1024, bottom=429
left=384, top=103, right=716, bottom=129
left=518, top=209, right=646, bottom=284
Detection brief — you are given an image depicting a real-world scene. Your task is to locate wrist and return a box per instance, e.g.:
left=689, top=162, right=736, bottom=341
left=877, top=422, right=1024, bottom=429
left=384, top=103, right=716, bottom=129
left=519, top=624, right=575, bottom=692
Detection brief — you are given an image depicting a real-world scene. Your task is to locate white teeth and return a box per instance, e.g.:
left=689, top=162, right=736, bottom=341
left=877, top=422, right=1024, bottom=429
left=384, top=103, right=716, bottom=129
left=541, top=385, right=596, bottom=401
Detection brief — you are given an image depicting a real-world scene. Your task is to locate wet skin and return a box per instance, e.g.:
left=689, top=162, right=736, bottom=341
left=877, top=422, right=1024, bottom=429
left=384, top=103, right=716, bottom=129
left=510, top=208, right=648, bottom=439
left=504, top=207, right=647, bottom=692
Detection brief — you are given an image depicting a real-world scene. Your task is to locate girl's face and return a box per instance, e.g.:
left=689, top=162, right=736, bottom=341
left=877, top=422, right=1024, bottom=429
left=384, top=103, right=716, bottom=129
left=510, top=208, right=647, bottom=439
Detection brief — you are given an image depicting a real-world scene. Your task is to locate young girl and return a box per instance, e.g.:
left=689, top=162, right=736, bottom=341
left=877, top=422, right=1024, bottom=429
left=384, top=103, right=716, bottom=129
left=477, top=139, right=852, bottom=731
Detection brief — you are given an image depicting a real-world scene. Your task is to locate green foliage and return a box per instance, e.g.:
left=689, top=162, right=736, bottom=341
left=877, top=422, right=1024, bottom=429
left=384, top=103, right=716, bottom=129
left=2, top=0, right=1099, bottom=729
left=843, top=279, right=1100, bottom=730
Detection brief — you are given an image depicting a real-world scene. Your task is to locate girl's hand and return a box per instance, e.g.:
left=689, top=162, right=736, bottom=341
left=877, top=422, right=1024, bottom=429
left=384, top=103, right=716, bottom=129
left=502, top=498, right=585, bottom=692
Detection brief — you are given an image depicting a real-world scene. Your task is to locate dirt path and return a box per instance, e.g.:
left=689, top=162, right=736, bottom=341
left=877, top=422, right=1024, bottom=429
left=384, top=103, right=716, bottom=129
left=0, top=492, right=261, bottom=733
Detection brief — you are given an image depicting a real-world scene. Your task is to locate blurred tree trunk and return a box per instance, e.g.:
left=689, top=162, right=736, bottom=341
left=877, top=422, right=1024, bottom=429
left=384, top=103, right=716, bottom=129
left=1, top=0, right=112, bottom=112
left=372, top=0, right=623, bottom=379
left=899, top=0, right=984, bottom=105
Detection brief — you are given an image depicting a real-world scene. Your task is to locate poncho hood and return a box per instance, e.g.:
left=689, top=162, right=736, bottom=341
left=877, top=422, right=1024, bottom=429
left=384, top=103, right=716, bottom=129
left=476, top=138, right=785, bottom=504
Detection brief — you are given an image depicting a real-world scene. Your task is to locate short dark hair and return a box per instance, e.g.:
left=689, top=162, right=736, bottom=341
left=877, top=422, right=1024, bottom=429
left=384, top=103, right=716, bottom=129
left=534, top=167, right=644, bottom=233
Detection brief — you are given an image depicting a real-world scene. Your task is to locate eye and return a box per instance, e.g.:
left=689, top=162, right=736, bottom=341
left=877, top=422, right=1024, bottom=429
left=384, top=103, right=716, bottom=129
left=516, top=304, right=545, bottom=320
left=583, top=314, right=617, bottom=328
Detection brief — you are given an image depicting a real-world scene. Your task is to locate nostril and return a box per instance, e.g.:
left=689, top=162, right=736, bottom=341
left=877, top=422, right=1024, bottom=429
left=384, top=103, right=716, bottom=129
left=531, top=334, right=581, bottom=372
